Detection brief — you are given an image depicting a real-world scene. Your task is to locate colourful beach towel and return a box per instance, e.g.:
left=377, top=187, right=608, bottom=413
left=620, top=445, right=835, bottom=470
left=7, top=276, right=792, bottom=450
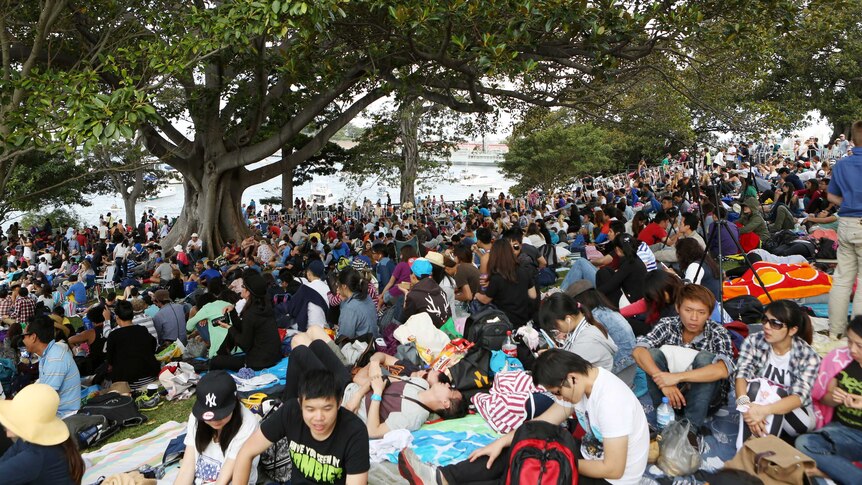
left=383, top=414, right=499, bottom=466
left=723, top=262, right=832, bottom=304
left=82, top=420, right=185, bottom=485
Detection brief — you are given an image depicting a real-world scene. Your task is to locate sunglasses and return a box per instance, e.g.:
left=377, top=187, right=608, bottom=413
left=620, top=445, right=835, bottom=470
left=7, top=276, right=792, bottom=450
left=512, top=244, right=521, bottom=250
left=762, top=317, right=787, bottom=330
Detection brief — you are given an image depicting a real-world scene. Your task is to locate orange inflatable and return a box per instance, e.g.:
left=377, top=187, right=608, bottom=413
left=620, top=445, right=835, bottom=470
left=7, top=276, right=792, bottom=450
left=723, top=262, right=832, bottom=304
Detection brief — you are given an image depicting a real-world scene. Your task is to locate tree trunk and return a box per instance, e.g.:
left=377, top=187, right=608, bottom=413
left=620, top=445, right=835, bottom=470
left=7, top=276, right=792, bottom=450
left=281, top=169, right=294, bottom=209
left=162, top=166, right=250, bottom=258
left=399, top=99, right=421, bottom=205
left=830, top=121, right=850, bottom=145
left=122, top=169, right=145, bottom=231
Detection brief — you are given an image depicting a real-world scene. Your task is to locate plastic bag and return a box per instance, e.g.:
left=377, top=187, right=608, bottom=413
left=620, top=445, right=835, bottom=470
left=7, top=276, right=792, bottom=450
left=657, top=419, right=701, bottom=476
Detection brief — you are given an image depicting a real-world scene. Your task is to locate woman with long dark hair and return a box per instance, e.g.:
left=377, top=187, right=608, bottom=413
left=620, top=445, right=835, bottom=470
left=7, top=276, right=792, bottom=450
left=538, top=293, right=617, bottom=372
left=474, top=238, right=537, bottom=327
left=336, top=267, right=378, bottom=338
left=210, top=270, right=281, bottom=371
left=676, top=237, right=721, bottom=300
left=175, top=371, right=260, bottom=484
left=379, top=245, right=417, bottom=309
left=734, top=300, right=819, bottom=447
left=0, top=384, right=84, bottom=484
left=596, top=233, right=647, bottom=307
left=567, top=283, right=638, bottom=387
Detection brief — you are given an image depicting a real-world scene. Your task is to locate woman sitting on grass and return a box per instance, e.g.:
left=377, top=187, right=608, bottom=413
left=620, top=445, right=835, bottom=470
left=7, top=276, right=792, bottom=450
left=175, top=371, right=260, bottom=485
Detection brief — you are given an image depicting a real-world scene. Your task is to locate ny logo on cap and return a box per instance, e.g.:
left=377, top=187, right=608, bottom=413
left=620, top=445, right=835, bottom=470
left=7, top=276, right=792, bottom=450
left=205, top=393, right=217, bottom=408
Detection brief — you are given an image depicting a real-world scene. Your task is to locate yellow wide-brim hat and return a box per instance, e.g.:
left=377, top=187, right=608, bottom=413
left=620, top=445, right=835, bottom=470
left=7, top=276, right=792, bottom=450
left=0, top=384, right=69, bottom=446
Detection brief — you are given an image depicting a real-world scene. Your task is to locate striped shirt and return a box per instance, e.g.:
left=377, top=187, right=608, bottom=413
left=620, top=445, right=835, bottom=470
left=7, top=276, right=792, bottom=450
left=38, top=340, right=81, bottom=416
left=636, top=242, right=658, bottom=271
left=132, top=312, right=158, bottom=340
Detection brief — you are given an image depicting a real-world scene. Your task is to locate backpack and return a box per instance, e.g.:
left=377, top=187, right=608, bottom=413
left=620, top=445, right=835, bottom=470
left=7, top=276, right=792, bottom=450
left=63, top=413, right=121, bottom=449
left=506, top=420, right=578, bottom=485
left=464, top=308, right=513, bottom=352
left=79, top=392, right=147, bottom=427
left=448, top=347, right=493, bottom=401
left=722, top=296, right=764, bottom=325
left=259, top=402, right=292, bottom=483
left=0, top=358, right=15, bottom=397
left=815, top=238, right=837, bottom=260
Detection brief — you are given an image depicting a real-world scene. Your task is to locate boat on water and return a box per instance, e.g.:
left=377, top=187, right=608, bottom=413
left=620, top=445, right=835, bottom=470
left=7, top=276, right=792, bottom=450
left=141, top=186, right=177, bottom=201
left=311, top=185, right=338, bottom=207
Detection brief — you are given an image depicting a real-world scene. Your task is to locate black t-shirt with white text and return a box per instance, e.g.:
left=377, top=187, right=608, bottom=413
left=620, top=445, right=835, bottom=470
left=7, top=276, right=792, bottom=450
left=836, top=360, right=862, bottom=431
left=260, top=400, right=370, bottom=484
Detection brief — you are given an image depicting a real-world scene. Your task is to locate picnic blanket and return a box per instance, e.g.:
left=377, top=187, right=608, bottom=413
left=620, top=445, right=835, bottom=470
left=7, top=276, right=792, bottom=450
left=82, top=420, right=185, bottom=485
left=383, top=414, right=499, bottom=466
left=723, top=262, right=832, bottom=304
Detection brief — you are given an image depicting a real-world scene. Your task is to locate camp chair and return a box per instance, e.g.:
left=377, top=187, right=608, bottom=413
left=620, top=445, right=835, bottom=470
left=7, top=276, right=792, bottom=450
left=394, top=237, right=420, bottom=257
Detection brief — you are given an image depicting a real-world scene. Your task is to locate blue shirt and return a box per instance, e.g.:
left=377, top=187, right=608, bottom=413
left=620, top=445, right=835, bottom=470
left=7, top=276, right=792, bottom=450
left=375, top=257, right=395, bottom=293
left=200, top=268, right=221, bottom=281
left=337, top=295, right=379, bottom=339
left=64, top=281, right=87, bottom=305
left=38, top=340, right=81, bottom=416
left=828, top=147, right=862, bottom=217
left=0, top=439, right=75, bottom=484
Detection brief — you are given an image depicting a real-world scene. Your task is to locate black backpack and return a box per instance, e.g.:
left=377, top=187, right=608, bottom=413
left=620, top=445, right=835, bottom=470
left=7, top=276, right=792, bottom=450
left=464, top=308, right=512, bottom=351
left=815, top=238, right=837, bottom=260
left=79, top=392, right=147, bottom=427
left=506, top=420, right=578, bottom=485
left=447, top=347, right=492, bottom=401
left=723, top=295, right=764, bottom=325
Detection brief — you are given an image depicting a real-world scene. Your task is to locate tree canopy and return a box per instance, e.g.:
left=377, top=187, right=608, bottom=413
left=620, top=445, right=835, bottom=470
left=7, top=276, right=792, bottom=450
left=2, top=0, right=837, bottom=249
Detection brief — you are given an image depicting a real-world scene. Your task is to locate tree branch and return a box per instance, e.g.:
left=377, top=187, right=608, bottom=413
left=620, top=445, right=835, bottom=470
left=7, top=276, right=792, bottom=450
left=220, top=61, right=373, bottom=173
left=242, top=86, right=387, bottom=185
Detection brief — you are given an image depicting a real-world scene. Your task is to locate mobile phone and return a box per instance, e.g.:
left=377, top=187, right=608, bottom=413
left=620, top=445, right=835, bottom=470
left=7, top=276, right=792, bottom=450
left=212, top=315, right=230, bottom=328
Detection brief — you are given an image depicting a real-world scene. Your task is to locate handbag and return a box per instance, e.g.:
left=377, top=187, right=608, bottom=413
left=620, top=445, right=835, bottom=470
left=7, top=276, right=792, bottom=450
left=724, top=435, right=817, bottom=485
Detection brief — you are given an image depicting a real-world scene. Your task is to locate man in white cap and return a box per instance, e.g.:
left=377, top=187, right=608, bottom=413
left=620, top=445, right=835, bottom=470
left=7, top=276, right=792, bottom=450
left=187, top=233, right=203, bottom=263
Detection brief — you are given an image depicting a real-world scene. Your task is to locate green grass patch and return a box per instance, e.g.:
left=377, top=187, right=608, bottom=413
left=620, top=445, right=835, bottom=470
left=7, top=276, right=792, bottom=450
left=103, top=397, right=195, bottom=445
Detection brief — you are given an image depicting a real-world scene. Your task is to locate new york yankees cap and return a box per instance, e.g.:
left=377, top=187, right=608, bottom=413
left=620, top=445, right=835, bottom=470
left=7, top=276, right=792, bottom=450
left=192, top=370, right=238, bottom=422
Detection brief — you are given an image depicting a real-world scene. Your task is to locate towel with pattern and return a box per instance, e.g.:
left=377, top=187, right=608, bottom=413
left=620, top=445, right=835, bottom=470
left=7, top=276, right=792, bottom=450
left=82, top=421, right=185, bottom=485
left=383, top=414, right=499, bottom=466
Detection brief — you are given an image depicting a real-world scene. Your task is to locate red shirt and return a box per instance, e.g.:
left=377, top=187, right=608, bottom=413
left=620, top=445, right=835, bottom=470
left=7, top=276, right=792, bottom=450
left=638, top=222, right=667, bottom=246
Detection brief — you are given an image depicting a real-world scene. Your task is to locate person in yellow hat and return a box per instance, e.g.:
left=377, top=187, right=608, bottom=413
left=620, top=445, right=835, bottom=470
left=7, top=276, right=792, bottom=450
left=0, top=383, right=84, bottom=484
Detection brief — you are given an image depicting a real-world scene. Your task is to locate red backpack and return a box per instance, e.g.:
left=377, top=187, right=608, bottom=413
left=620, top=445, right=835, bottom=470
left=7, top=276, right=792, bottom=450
left=506, top=420, right=578, bottom=485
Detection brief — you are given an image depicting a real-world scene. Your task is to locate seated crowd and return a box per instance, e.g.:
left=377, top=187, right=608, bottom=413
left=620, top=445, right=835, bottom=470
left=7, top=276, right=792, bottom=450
left=0, top=123, right=860, bottom=485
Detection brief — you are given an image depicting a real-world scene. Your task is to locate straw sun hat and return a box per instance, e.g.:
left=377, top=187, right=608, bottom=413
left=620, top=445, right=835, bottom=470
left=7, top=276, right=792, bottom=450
left=0, top=384, right=70, bottom=446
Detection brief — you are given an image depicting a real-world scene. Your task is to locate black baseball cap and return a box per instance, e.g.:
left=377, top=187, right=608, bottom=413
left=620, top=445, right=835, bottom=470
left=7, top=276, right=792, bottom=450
left=192, top=370, right=237, bottom=421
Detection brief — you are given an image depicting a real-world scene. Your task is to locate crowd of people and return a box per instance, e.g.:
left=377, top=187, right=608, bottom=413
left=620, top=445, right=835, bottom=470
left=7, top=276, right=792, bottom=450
left=0, top=123, right=860, bottom=485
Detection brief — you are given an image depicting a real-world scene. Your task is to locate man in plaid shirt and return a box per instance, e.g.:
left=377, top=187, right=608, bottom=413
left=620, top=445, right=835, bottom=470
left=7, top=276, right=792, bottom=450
left=0, top=286, right=13, bottom=323
left=633, top=284, right=734, bottom=427
left=8, top=285, right=36, bottom=327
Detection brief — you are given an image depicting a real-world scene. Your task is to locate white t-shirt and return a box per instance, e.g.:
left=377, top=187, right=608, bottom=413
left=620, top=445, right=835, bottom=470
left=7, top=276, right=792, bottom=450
left=183, top=405, right=259, bottom=484
left=573, top=368, right=649, bottom=485
left=98, top=225, right=108, bottom=239
left=306, top=279, right=331, bottom=327
left=764, top=349, right=792, bottom=387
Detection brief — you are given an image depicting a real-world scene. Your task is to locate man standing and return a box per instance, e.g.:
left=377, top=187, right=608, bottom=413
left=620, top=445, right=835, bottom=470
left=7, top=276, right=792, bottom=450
left=828, top=120, right=862, bottom=338
left=23, top=314, right=81, bottom=416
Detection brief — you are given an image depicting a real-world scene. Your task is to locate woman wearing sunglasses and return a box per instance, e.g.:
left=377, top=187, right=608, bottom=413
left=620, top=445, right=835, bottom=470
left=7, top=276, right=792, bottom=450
left=734, top=300, right=820, bottom=448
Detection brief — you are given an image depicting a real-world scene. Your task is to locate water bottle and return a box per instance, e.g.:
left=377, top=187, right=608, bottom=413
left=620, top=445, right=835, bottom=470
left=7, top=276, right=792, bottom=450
left=502, top=331, right=518, bottom=358
left=657, top=397, right=676, bottom=429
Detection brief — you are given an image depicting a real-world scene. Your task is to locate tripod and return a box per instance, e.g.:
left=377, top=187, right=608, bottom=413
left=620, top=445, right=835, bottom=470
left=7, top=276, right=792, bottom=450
left=689, top=147, right=774, bottom=323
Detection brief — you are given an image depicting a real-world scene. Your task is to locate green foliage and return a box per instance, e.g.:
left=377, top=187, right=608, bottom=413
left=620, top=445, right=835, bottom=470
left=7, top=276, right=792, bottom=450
left=20, top=207, right=83, bottom=233
left=0, top=151, right=97, bottom=223
left=342, top=99, right=459, bottom=199
left=502, top=121, right=621, bottom=195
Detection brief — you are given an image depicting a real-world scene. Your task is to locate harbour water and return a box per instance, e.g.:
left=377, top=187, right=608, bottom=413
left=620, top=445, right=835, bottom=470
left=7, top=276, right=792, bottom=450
left=62, top=164, right=513, bottom=224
